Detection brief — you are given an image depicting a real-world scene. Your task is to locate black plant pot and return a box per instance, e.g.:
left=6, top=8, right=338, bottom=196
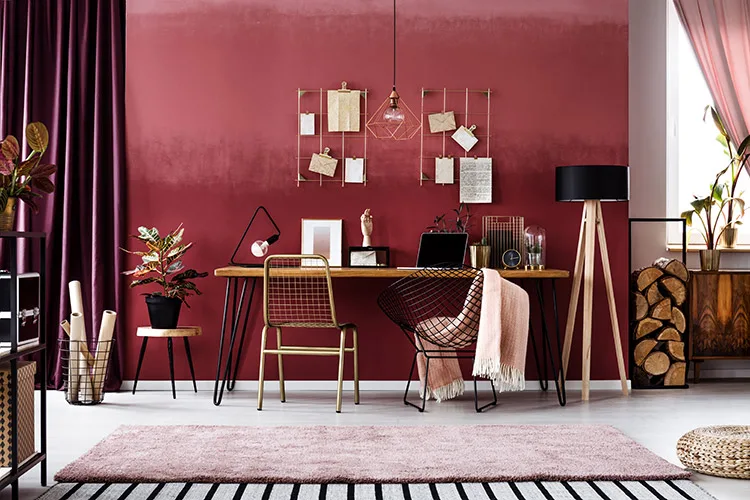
left=145, top=295, right=182, bottom=329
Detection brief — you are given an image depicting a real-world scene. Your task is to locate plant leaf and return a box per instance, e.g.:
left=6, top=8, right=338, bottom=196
left=25, top=122, right=49, bottom=152
left=166, top=260, right=184, bottom=274
left=172, top=269, right=208, bottom=281
left=32, top=176, right=55, bottom=194
left=1, top=135, right=19, bottom=160
left=738, top=135, right=750, bottom=155
left=17, top=155, right=40, bottom=176
left=167, top=242, right=192, bottom=259
left=137, top=226, right=160, bottom=243
left=680, top=210, right=693, bottom=226
left=17, top=195, right=39, bottom=214
left=0, top=157, right=13, bottom=176
left=129, top=277, right=159, bottom=288
left=0, top=189, right=8, bottom=212
left=29, top=162, right=56, bottom=178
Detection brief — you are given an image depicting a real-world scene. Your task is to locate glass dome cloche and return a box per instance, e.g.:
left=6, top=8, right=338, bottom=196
left=524, top=225, right=546, bottom=270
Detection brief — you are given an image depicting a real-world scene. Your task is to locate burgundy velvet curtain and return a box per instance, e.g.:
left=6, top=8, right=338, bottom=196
left=674, top=0, right=750, bottom=147
left=0, top=0, right=125, bottom=390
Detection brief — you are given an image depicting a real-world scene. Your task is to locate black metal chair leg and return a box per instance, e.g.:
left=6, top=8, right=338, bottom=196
left=404, top=351, right=429, bottom=412
left=132, top=337, right=149, bottom=394
left=184, top=337, right=197, bottom=393
left=403, top=351, right=418, bottom=406
left=474, top=377, right=498, bottom=413
left=168, top=338, right=176, bottom=399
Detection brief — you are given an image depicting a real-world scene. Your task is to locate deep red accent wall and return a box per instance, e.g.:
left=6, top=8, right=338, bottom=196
left=124, top=0, right=628, bottom=382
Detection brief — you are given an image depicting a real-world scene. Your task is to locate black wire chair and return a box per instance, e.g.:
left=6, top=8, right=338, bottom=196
left=377, top=265, right=497, bottom=413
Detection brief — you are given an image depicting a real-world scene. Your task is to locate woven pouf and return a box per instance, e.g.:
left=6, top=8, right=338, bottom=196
left=677, top=426, right=750, bottom=479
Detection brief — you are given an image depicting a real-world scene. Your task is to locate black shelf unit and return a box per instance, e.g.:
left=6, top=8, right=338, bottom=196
left=0, top=232, right=47, bottom=500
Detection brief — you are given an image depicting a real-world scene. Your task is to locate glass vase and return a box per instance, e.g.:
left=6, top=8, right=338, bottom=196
left=524, top=225, right=546, bottom=270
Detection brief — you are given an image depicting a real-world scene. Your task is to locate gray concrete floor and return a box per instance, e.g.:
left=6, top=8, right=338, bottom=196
left=5, top=381, right=750, bottom=500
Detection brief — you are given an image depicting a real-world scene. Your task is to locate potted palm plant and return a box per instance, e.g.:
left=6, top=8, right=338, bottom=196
left=705, top=106, right=749, bottom=248
left=681, top=166, right=743, bottom=271
left=122, top=225, right=207, bottom=329
left=0, top=123, right=57, bottom=230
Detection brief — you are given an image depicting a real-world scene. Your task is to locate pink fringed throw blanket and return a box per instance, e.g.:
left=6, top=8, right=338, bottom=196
left=416, top=269, right=529, bottom=401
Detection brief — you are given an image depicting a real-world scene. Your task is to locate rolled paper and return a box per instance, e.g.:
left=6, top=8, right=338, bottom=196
left=69, top=281, right=84, bottom=315
left=68, top=313, right=83, bottom=402
left=60, top=320, right=95, bottom=366
left=92, top=310, right=117, bottom=401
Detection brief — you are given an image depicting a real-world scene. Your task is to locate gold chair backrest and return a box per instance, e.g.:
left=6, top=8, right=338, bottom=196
left=263, top=254, right=338, bottom=328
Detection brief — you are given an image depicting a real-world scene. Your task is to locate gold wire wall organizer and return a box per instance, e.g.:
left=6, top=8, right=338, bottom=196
left=482, top=216, right=525, bottom=268
left=419, top=88, right=491, bottom=186
left=296, top=85, right=369, bottom=187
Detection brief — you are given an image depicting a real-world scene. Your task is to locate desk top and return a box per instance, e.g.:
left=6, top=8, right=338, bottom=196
left=214, top=266, right=569, bottom=279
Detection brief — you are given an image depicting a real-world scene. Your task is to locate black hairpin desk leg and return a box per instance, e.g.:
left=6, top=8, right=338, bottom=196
left=213, top=277, right=258, bottom=406
left=536, top=279, right=566, bottom=406
left=524, top=279, right=548, bottom=391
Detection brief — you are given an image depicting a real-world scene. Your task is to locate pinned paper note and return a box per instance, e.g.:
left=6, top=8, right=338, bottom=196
left=460, top=157, right=492, bottom=203
left=300, top=113, right=315, bottom=136
left=435, top=157, right=454, bottom=185
left=345, top=157, right=365, bottom=183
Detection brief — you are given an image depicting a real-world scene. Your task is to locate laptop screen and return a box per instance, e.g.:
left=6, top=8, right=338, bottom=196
left=416, top=233, right=469, bottom=268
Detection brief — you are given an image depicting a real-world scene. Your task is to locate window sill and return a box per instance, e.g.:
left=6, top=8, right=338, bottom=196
left=667, top=244, right=750, bottom=253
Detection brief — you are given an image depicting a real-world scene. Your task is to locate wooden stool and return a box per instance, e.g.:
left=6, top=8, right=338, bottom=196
left=132, top=326, right=201, bottom=399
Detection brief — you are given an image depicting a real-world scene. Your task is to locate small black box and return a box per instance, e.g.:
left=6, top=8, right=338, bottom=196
left=0, top=272, right=40, bottom=347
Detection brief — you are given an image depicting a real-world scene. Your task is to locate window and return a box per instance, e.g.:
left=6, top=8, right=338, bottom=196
left=667, top=3, right=750, bottom=245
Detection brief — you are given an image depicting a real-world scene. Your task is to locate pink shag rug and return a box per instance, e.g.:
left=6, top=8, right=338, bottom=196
left=55, top=424, right=689, bottom=483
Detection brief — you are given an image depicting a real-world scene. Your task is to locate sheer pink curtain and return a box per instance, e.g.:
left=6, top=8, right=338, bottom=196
left=674, top=0, right=750, bottom=147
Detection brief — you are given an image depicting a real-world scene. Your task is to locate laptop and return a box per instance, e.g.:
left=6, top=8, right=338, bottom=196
left=398, top=232, right=469, bottom=269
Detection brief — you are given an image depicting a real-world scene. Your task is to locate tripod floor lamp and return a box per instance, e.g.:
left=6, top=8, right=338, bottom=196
left=556, top=165, right=630, bottom=401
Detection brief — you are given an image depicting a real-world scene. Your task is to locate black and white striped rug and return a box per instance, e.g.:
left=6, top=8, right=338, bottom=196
left=38, top=480, right=716, bottom=500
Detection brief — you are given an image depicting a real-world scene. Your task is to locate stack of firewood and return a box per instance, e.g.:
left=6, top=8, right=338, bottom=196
left=631, top=258, right=689, bottom=387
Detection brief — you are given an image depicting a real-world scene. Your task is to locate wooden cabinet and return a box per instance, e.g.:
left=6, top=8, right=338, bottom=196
left=690, top=271, right=750, bottom=381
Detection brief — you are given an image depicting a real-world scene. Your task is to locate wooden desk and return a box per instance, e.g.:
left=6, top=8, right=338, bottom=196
left=212, top=266, right=570, bottom=406
left=215, top=266, right=569, bottom=280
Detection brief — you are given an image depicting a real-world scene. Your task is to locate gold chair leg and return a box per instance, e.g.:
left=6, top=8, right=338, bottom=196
left=257, top=325, right=268, bottom=411
left=276, top=327, right=286, bottom=402
left=336, top=328, right=346, bottom=413
left=352, top=326, right=360, bottom=405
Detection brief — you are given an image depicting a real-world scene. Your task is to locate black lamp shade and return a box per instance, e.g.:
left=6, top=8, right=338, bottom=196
left=555, top=165, right=629, bottom=202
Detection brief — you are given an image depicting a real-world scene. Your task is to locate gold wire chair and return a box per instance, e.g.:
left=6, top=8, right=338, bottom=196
left=258, top=254, right=359, bottom=413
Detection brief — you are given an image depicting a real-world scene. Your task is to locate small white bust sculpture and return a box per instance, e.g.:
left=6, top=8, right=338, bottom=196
left=360, top=208, right=373, bottom=247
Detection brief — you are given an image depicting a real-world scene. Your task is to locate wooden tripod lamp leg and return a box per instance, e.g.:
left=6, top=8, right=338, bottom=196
left=581, top=200, right=598, bottom=401
left=561, top=204, right=588, bottom=380
left=595, top=202, right=629, bottom=396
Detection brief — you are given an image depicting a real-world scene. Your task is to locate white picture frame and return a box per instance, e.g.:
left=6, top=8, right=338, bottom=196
left=301, top=219, right=343, bottom=266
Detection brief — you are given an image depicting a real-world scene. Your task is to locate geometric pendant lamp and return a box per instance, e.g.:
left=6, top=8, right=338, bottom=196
left=366, top=0, right=421, bottom=140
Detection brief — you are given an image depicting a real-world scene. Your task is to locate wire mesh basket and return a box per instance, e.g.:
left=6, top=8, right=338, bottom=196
left=59, top=338, right=115, bottom=405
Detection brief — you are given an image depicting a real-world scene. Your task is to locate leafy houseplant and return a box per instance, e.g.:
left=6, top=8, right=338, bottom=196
left=0, top=122, right=57, bottom=230
left=426, top=203, right=472, bottom=233
left=680, top=165, right=743, bottom=270
left=122, top=225, right=208, bottom=329
left=705, top=106, right=750, bottom=248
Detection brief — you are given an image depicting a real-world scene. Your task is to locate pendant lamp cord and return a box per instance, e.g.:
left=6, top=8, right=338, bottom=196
left=392, top=0, right=396, bottom=90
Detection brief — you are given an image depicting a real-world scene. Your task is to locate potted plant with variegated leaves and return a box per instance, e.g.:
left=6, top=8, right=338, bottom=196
left=0, top=122, right=57, bottom=231
left=122, top=225, right=208, bottom=329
